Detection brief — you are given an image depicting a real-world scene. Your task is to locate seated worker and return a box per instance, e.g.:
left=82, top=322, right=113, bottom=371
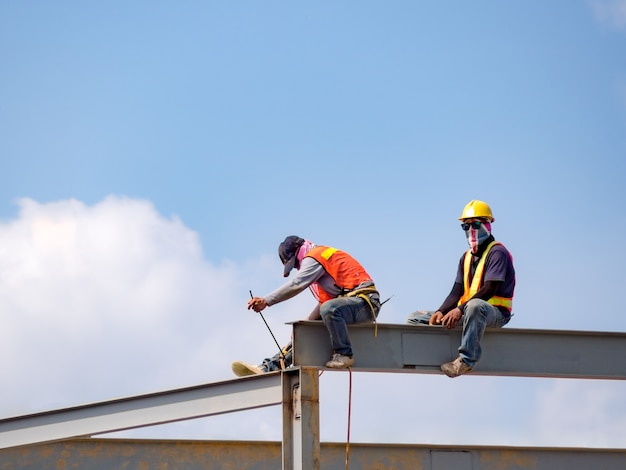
left=407, top=200, right=516, bottom=378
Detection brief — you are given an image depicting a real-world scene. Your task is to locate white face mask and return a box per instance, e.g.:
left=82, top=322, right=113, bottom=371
left=464, top=222, right=491, bottom=253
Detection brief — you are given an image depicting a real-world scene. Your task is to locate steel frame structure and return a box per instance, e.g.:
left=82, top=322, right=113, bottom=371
left=2, top=322, right=626, bottom=469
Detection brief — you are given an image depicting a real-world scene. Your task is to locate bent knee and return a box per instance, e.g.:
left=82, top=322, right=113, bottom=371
left=319, top=304, right=334, bottom=320
left=464, top=298, right=489, bottom=316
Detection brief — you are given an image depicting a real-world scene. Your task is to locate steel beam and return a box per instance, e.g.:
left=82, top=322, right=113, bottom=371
left=2, top=439, right=626, bottom=470
left=4, top=320, right=626, bottom=467
left=0, top=372, right=283, bottom=450
left=282, top=367, right=320, bottom=470
left=292, top=321, right=626, bottom=379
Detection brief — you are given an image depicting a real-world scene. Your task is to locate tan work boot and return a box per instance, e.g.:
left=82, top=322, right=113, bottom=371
left=231, top=361, right=265, bottom=377
left=440, top=356, right=472, bottom=378
left=325, top=353, right=355, bottom=369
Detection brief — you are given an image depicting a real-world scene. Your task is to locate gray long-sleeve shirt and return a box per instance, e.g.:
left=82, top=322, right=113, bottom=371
left=264, top=257, right=342, bottom=319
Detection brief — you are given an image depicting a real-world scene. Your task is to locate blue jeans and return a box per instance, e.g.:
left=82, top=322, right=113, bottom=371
left=261, top=295, right=380, bottom=371
left=406, top=299, right=510, bottom=367
left=320, top=295, right=379, bottom=357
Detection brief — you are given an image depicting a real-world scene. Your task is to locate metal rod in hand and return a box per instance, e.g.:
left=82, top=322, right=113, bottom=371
left=250, top=290, right=285, bottom=359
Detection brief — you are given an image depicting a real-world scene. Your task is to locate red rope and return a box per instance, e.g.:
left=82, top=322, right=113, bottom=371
left=345, top=367, right=353, bottom=470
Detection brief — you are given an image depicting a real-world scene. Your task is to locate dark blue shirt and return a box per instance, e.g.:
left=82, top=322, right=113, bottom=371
left=455, top=243, right=516, bottom=300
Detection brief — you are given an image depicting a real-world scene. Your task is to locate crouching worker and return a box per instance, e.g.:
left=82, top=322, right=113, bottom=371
left=232, top=235, right=381, bottom=376
left=407, top=200, right=516, bottom=378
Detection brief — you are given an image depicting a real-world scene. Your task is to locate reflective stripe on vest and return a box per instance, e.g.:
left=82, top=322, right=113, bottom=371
left=306, top=246, right=372, bottom=304
left=320, top=247, right=338, bottom=260
left=458, top=241, right=513, bottom=311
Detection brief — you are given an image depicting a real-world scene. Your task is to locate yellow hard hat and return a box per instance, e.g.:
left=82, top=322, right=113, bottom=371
left=459, top=200, right=494, bottom=222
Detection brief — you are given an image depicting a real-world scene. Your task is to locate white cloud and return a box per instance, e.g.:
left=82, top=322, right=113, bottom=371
left=589, top=0, right=626, bottom=30
left=0, top=196, right=304, bottom=419
left=2, top=196, right=626, bottom=449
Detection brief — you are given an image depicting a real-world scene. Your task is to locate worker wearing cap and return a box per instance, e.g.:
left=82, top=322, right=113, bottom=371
left=233, top=236, right=381, bottom=376
left=407, top=200, right=516, bottom=378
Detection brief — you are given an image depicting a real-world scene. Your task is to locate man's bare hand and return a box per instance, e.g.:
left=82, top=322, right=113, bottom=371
left=247, top=297, right=268, bottom=313
left=441, top=308, right=462, bottom=329
left=429, top=311, right=444, bottom=326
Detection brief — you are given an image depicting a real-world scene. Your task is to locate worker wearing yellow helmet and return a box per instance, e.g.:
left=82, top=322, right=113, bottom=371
left=458, top=199, right=495, bottom=223
left=407, top=200, right=516, bottom=378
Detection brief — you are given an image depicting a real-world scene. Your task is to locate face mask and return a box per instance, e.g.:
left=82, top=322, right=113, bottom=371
left=465, top=222, right=491, bottom=253
left=296, top=240, right=315, bottom=268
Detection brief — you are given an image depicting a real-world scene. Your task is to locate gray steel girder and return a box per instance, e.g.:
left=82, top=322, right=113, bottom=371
left=291, top=321, right=626, bottom=379
left=0, top=372, right=283, bottom=450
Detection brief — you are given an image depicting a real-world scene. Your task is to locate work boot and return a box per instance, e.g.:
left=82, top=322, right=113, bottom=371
left=231, top=361, right=265, bottom=377
left=440, top=357, right=472, bottom=378
left=325, top=353, right=355, bottom=369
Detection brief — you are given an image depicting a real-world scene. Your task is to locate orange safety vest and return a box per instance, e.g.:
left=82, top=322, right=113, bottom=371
left=458, top=241, right=513, bottom=311
left=305, top=246, right=373, bottom=304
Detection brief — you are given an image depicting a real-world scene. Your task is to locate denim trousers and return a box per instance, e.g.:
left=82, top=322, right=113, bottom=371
left=407, top=298, right=510, bottom=367
left=320, top=295, right=379, bottom=357
left=261, top=295, right=378, bottom=371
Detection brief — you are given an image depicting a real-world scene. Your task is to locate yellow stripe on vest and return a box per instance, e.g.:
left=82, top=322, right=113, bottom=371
left=459, top=241, right=513, bottom=311
left=489, top=297, right=512, bottom=309
left=320, top=247, right=338, bottom=260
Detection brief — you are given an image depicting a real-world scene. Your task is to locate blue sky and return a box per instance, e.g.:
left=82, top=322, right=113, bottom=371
left=1, top=1, right=626, bottom=448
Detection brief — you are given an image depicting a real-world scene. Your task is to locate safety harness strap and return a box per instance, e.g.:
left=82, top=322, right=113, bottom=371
left=344, top=285, right=380, bottom=337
